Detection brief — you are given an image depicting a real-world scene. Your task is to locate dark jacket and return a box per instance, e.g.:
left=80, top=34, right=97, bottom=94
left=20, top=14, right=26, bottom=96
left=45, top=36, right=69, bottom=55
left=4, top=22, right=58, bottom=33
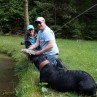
left=24, top=33, right=37, bottom=48
left=24, top=33, right=40, bottom=62
left=24, top=33, right=41, bottom=50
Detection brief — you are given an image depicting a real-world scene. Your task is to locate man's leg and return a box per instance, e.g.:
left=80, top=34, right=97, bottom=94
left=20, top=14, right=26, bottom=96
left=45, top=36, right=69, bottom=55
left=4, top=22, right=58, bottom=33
left=56, top=58, right=68, bottom=69
left=46, top=54, right=58, bottom=66
left=46, top=54, right=68, bottom=69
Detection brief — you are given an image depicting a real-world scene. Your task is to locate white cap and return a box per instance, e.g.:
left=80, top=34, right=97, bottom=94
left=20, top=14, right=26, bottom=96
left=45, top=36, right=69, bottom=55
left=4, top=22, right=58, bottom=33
left=35, top=17, right=45, bottom=22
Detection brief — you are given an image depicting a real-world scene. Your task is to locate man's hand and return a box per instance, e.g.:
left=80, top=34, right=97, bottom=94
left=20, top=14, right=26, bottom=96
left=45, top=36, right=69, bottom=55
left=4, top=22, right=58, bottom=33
left=35, top=51, right=42, bottom=55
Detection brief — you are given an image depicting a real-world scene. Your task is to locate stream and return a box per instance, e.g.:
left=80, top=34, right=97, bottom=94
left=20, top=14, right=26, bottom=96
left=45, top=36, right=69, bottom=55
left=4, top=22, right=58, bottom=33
left=0, top=53, right=17, bottom=97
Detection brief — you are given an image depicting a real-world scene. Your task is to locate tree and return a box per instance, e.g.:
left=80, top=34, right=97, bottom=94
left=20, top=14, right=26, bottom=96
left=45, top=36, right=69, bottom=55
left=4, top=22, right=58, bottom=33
left=0, top=0, right=23, bottom=34
left=0, top=0, right=97, bottom=40
left=23, top=0, right=29, bottom=33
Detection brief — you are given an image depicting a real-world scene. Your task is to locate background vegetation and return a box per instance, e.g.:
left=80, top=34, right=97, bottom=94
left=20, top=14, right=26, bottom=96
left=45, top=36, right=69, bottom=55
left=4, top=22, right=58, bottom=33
left=0, top=0, right=97, bottom=40
left=0, top=0, right=97, bottom=96
left=0, top=36, right=97, bottom=97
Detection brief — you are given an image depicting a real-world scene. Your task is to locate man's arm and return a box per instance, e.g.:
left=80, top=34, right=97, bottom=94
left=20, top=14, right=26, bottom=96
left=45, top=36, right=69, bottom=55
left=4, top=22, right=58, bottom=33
left=28, top=39, right=40, bottom=50
left=35, top=40, right=53, bottom=55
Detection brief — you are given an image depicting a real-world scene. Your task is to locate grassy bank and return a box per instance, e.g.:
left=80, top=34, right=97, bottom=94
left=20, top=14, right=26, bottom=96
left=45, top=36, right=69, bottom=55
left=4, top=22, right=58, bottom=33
left=0, top=36, right=97, bottom=97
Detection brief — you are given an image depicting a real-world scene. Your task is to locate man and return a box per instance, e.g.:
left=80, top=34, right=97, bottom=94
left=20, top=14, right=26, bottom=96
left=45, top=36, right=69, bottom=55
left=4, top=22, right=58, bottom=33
left=28, top=17, right=67, bottom=68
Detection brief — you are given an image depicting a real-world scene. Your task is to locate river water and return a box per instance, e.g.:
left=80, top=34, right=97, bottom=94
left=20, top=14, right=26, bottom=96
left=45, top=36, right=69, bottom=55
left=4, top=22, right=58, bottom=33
left=0, top=53, right=17, bottom=97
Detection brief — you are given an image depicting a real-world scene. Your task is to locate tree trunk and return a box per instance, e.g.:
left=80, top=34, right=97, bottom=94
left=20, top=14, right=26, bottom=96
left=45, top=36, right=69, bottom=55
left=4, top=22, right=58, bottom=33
left=23, top=0, right=29, bottom=33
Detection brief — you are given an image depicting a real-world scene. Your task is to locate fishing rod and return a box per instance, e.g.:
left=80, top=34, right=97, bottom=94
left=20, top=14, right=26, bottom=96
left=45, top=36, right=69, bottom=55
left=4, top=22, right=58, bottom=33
left=55, top=3, right=97, bottom=33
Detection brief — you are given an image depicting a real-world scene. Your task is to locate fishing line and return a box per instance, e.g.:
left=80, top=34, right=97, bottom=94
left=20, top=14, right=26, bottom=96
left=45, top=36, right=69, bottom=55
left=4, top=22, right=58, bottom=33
left=55, top=4, right=97, bottom=33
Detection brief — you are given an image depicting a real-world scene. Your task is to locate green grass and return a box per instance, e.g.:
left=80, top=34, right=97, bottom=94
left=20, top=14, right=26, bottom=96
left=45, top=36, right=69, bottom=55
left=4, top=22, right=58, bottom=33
left=0, top=36, right=97, bottom=97
left=57, top=39, right=97, bottom=80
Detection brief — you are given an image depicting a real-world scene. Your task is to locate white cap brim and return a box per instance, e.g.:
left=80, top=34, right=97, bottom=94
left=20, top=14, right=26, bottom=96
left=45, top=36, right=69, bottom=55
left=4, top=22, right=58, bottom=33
left=35, top=17, right=45, bottom=22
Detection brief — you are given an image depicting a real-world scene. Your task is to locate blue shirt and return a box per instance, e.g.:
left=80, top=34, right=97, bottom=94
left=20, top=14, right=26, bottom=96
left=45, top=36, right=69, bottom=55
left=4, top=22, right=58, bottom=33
left=29, top=36, right=36, bottom=44
left=29, top=36, right=37, bottom=51
left=37, top=26, right=59, bottom=55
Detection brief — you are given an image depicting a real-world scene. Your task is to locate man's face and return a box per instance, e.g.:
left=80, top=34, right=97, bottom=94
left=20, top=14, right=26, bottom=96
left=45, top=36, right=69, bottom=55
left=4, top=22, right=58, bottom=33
left=35, top=21, right=46, bottom=30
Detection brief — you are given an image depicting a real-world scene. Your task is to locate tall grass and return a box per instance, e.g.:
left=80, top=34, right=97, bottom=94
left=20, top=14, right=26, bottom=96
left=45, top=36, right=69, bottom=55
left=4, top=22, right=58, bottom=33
left=0, top=36, right=97, bottom=97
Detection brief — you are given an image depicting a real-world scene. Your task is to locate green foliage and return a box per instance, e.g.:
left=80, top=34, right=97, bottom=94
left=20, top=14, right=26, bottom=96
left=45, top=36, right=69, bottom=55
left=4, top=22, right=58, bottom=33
left=69, top=20, right=86, bottom=39
left=0, top=0, right=97, bottom=40
left=72, top=0, right=97, bottom=40
left=0, top=0, right=23, bottom=34
left=51, top=25, right=62, bottom=38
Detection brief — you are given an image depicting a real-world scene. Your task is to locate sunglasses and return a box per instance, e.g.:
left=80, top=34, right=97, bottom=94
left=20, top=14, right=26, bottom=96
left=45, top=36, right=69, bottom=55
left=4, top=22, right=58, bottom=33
left=35, top=21, right=41, bottom=25
left=29, top=29, right=33, bottom=31
left=28, top=29, right=34, bottom=33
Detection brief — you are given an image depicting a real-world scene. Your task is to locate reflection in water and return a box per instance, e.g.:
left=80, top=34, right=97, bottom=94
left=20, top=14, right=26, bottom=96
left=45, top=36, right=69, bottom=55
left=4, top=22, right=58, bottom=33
left=0, top=53, right=16, bottom=97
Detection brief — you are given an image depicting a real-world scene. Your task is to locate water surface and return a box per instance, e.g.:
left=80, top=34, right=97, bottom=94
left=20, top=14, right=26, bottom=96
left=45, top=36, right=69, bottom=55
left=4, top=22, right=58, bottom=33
left=0, top=53, right=16, bottom=97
